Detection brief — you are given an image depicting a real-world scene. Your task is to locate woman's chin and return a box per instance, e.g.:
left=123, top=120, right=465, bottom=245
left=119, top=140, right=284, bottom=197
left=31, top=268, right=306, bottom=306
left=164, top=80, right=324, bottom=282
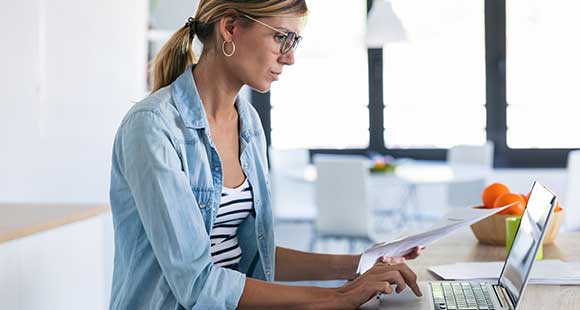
left=248, top=82, right=272, bottom=94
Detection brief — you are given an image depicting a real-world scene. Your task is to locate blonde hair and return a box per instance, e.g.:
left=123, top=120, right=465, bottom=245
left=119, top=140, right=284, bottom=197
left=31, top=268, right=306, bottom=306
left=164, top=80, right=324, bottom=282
left=150, top=0, right=308, bottom=93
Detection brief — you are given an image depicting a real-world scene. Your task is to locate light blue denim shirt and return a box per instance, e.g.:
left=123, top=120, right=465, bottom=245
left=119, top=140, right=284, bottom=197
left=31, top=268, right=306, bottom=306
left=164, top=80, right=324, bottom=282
left=109, top=65, right=275, bottom=309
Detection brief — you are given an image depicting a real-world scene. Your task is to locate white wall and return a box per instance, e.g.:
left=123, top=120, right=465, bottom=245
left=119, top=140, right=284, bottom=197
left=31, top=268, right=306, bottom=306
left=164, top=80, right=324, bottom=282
left=0, top=0, right=148, bottom=203
left=150, top=0, right=200, bottom=30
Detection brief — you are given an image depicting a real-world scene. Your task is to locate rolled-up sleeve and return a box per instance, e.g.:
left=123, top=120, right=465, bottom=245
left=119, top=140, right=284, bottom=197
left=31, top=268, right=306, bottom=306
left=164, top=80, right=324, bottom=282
left=117, top=110, right=246, bottom=309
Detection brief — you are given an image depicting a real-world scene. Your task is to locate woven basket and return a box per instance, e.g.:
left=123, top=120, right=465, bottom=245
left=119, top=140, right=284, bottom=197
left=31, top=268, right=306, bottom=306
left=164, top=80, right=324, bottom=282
left=470, top=207, right=564, bottom=246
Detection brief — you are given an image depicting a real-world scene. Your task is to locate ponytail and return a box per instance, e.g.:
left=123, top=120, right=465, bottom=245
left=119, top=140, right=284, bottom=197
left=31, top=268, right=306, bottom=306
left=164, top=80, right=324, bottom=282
left=150, top=24, right=197, bottom=94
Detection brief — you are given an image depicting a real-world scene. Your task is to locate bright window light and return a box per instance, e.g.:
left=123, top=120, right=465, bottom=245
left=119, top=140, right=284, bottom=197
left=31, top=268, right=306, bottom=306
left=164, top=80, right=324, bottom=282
left=383, top=0, right=487, bottom=149
left=507, top=0, right=580, bottom=148
left=270, top=0, right=369, bottom=149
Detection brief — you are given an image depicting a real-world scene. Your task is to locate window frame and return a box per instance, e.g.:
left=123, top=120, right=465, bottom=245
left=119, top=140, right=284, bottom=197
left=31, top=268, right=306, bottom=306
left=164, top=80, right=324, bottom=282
left=485, top=0, right=574, bottom=168
left=250, top=0, right=575, bottom=168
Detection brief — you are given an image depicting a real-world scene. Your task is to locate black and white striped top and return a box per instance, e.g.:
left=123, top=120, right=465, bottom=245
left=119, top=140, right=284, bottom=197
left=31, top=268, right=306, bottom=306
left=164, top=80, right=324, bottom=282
left=210, top=179, right=254, bottom=268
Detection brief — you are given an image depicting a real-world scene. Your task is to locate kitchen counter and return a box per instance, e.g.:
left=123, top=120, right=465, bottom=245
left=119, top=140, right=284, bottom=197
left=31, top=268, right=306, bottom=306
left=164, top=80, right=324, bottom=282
left=0, top=203, right=110, bottom=244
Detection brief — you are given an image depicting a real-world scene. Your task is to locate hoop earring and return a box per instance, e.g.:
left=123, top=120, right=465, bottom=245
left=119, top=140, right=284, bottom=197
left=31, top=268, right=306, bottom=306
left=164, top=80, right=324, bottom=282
left=222, top=41, right=236, bottom=57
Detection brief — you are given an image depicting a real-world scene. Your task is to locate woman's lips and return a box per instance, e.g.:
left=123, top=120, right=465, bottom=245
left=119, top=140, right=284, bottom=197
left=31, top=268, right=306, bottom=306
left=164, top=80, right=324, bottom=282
left=270, top=71, right=281, bottom=80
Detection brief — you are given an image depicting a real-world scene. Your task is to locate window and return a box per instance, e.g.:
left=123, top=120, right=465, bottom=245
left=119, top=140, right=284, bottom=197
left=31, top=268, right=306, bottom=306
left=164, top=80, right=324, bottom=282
left=269, top=0, right=369, bottom=149
left=259, top=0, right=572, bottom=167
left=506, top=0, right=580, bottom=148
left=383, top=0, right=486, bottom=148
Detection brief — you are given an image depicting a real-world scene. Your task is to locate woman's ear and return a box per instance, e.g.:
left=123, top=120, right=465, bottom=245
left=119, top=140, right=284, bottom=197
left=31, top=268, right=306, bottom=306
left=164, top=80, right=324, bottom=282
left=218, top=10, right=239, bottom=42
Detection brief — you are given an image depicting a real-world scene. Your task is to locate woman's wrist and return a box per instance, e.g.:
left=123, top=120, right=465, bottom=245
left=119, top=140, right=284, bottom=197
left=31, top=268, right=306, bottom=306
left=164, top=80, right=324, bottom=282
left=345, top=254, right=362, bottom=280
left=330, top=254, right=362, bottom=280
left=309, top=287, right=347, bottom=310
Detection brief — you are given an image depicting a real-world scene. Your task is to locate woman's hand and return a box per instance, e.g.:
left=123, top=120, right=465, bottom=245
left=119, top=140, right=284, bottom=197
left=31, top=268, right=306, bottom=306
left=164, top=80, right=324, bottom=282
left=402, top=245, right=425, bottom=260
left=377, top=245, right=425, bottom=263
left=333, top=261, right=422, bottom=309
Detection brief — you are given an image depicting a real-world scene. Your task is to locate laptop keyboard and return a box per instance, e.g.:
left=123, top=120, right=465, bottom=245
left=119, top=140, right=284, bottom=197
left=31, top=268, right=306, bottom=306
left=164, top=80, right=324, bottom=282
left=431, top=282, right=496, bottom=310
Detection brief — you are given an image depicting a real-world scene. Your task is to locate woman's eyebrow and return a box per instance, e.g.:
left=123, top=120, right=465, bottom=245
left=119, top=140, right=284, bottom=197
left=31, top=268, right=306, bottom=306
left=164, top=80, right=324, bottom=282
left=270, top=26, right=299, bottom=34
left=266, top=26, right=289, bottom=33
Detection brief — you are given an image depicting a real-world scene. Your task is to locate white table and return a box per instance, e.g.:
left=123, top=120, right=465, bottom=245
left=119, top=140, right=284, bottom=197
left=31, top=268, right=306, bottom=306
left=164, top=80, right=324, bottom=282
left=287, top=160, right=491, bottom=184
left=274, top=160, right=491, bottom=225
left=372, top=160, right=492, bottom=224
left=392, top=160, right=491, bottom=184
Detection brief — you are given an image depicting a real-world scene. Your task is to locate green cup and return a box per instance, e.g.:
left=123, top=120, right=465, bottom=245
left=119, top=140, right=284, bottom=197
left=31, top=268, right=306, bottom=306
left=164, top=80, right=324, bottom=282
left=505, top=216, right=543, bottom=260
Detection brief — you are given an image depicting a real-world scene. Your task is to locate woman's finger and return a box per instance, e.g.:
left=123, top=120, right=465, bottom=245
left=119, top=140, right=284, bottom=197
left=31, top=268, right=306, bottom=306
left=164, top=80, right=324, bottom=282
left=391, top=264, right=422, bottom=297
left=382, top=270, right=407, bottom=293
left=387, top=256, right=406, bottom=265
left=403, top=246, right=424, bottom=260
left=365, top=280, right=393, bottom=296
left=381, top=282, right=393, bottom=295
left=378, top=255, right=406, bottom=266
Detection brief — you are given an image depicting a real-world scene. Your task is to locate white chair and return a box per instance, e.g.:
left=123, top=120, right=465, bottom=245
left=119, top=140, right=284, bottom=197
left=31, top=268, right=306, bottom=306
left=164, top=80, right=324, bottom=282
left=564, top=150, right=580, bottom=231
left=446, top=141, right=494, bottom=207
left=311, top=155, right=376, bottom=253
left=368, top=173, right=407, bottom=232
left=268, top=147, right=315, bottom=223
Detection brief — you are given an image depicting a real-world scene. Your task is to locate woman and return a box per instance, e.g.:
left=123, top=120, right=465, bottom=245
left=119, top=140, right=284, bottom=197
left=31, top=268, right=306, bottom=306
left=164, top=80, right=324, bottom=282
left=109, top=0, right=422, bottom=309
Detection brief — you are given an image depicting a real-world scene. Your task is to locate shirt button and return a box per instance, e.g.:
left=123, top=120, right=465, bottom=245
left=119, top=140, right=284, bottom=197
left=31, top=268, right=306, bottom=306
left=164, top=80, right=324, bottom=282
left=199, top=203, right=206, bottom=209
left=266, top=270, right=271, bottom=276
left=258, top=234, right=264, bottom=240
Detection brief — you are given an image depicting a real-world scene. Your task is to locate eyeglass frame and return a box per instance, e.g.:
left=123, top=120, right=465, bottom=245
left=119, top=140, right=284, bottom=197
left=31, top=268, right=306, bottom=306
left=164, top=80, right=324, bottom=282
left=241, top=14, right=302, bottom=55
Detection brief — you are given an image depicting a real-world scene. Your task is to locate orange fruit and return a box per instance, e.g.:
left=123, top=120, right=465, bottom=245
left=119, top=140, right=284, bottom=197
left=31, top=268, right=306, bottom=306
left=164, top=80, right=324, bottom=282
left=521, top=193, right=530, bottom=203
left=519, top=193, right=529, bottom=208
left=494, top=192, right=526, bottom=215
left=482, top=183, right=510, bottom=208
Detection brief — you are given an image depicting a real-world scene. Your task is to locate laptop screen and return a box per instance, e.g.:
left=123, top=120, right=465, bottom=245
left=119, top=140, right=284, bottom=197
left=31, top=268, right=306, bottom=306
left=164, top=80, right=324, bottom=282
left=498, top=182, right=556, bottom=307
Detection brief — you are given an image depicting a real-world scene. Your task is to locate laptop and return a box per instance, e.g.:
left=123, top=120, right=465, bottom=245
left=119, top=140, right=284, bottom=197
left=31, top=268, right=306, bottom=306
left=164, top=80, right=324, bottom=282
left=362, top=181, right=558, bottom=310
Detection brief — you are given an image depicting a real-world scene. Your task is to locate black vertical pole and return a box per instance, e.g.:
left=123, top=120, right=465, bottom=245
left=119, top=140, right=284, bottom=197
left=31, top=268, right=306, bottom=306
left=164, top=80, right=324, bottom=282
left=367, top=0, right=386, bottom=153
left=485, top=0, right=507, bottom=167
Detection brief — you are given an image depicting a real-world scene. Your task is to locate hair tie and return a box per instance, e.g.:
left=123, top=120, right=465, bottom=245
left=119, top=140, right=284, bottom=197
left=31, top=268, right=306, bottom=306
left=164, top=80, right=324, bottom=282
left=185, top=17, right=197, bottom=38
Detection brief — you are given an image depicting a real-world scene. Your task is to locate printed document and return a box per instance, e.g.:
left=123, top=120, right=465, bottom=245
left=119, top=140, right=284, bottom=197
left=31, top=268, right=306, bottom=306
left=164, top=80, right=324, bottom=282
left=356, top=203, right=514, bottom=274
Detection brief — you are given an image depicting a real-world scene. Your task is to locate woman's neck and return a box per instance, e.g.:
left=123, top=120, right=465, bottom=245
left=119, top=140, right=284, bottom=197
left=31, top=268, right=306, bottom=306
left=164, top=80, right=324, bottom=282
left=193, top=54, right=242, bottom=123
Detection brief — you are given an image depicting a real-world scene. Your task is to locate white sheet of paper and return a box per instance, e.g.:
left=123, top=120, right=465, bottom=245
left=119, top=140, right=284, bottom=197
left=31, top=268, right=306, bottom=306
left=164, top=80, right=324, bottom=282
left=428, top=260, right=580, bottom=285
left=356, top=203, right=514, bottom=274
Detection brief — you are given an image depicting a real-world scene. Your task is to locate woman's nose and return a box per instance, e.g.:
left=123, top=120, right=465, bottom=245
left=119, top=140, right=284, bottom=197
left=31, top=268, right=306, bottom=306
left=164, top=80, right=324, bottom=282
left=279, top=49, right=295, bottom=66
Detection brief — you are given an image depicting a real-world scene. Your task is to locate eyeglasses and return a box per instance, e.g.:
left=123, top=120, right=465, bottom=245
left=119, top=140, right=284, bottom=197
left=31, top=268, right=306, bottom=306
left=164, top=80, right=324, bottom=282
left=242, top=14, right=302, bottom=55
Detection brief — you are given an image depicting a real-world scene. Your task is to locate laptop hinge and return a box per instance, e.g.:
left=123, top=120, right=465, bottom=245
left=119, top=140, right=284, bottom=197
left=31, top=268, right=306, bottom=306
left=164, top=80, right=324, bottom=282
left=493, top=285, right=515, bottom=310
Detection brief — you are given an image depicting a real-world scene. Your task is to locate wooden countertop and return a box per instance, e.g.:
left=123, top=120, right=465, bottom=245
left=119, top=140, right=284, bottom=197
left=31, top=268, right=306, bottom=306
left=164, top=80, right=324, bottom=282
left=406, top=228, right=580, bottom=309
left=0, top=204, right=110, bottom=244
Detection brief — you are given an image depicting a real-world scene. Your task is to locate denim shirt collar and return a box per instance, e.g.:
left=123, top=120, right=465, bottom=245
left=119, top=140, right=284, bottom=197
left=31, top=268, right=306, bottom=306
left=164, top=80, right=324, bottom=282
left=171, top=65, right=253, bottom=144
